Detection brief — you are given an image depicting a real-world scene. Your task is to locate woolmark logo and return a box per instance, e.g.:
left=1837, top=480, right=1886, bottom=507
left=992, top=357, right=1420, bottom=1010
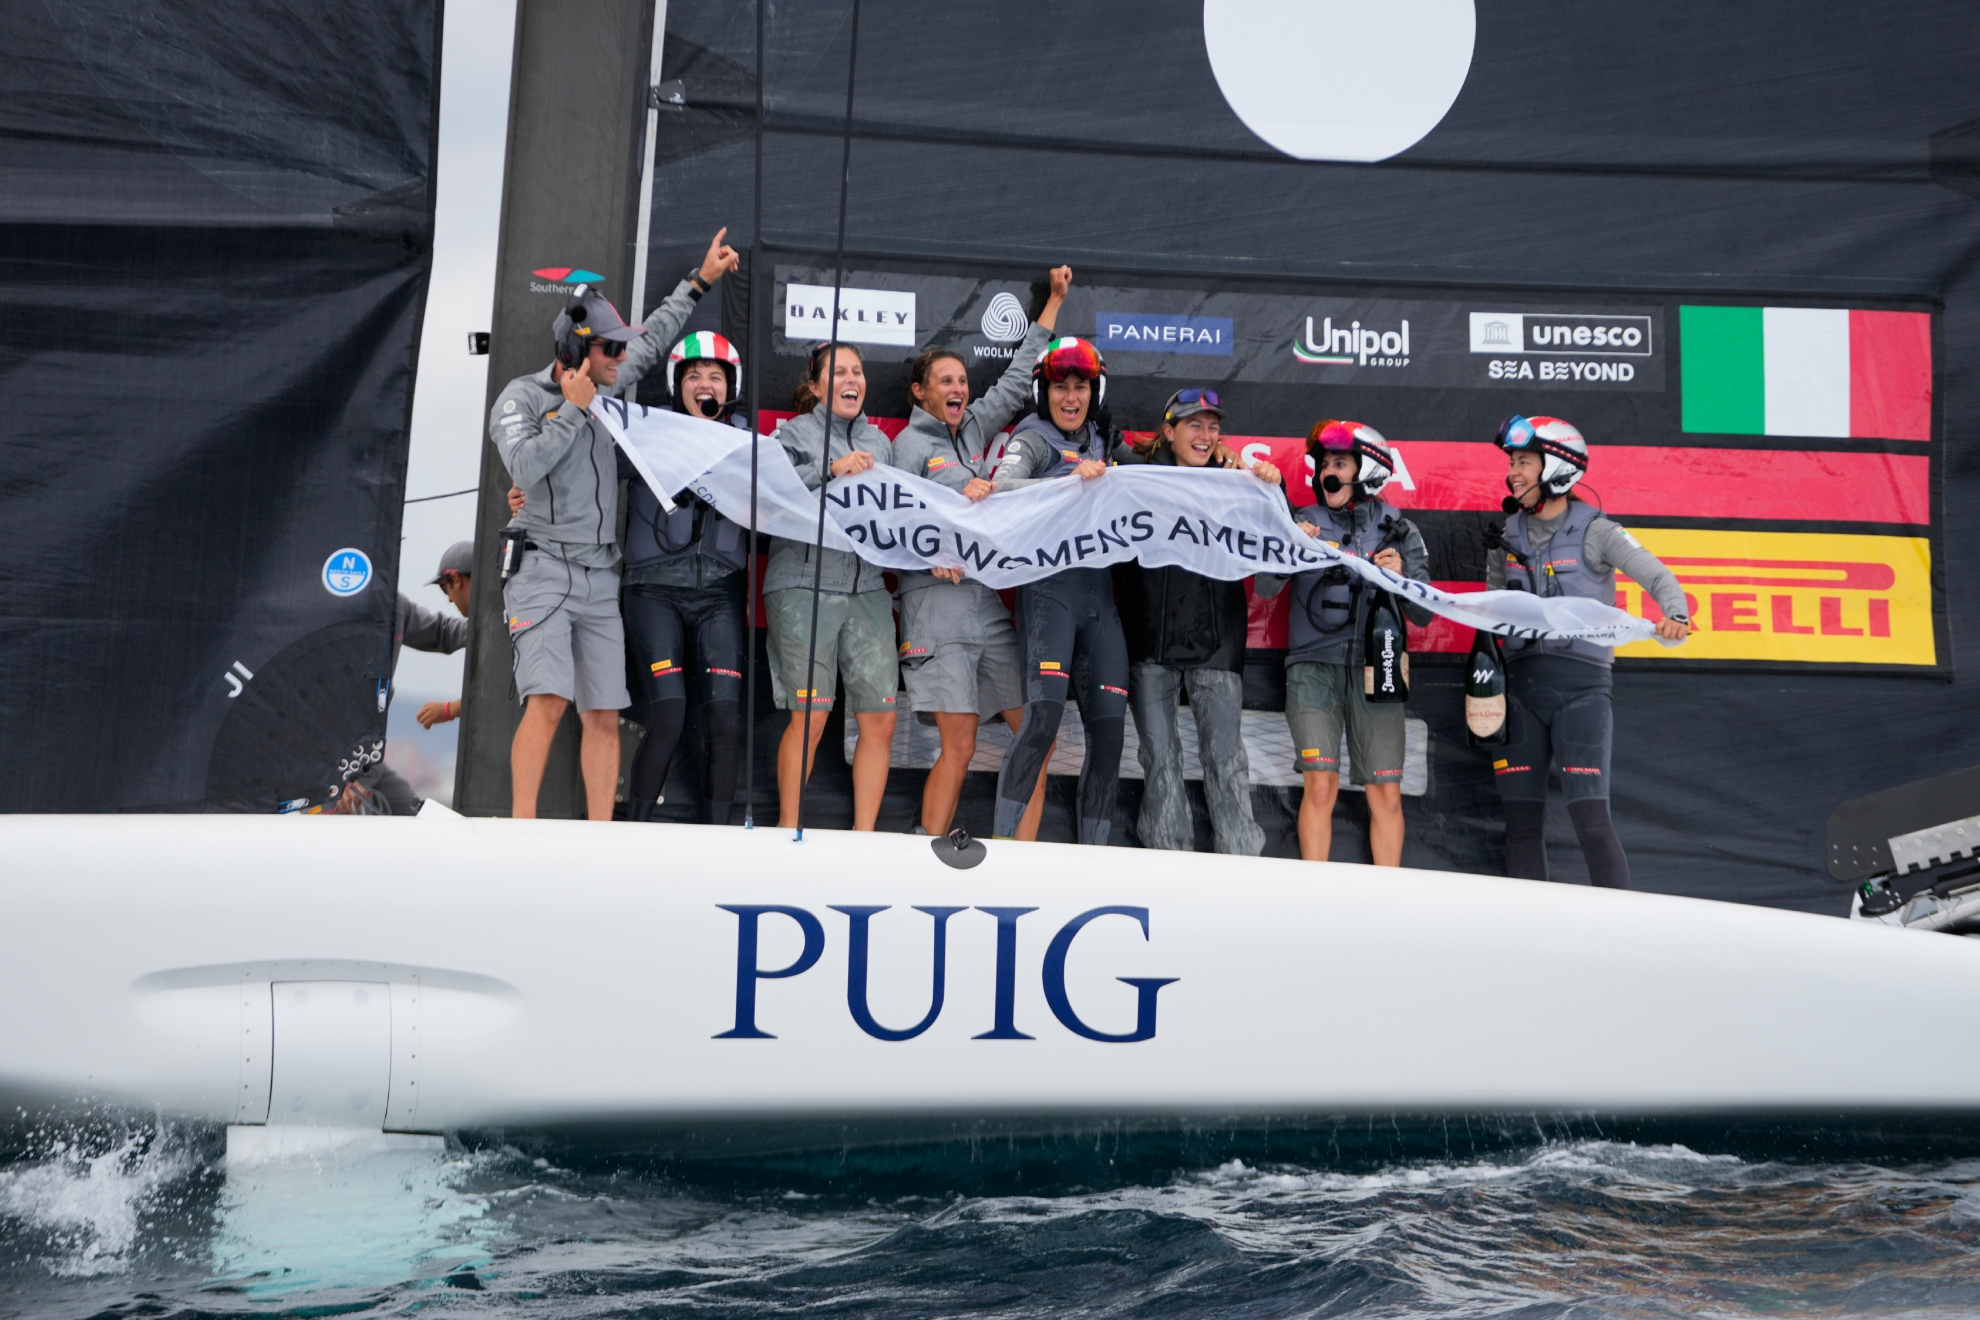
left=785, top=283, right=916, bottom=347
left=980, top=292, right=1029, bottom=342
left=1468, top=313, right=1653, bottom=357
left=1096, top=311, right=1234, bottom=356
left=1295, top=316, right=1411, bottom=367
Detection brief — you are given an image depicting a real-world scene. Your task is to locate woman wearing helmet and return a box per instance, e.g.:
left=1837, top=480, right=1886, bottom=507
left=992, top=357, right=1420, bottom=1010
left=1111, top=388, right=1282, bottom=855
left=1488, top=415, right=1690, bottom=889
left=1279, top=420, right=1430, bottom=866
left=980, top=336, right=1127, bottom=844
left=892, top=266, right=1071, bottom=840
left=616, top=329, right=753, bottom=825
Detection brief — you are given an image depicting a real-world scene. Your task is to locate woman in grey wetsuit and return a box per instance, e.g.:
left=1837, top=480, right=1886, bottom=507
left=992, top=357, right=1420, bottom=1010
left=1488, top=415, right=1691, bottom=888
left=981, top=336, right=1127, bottom=844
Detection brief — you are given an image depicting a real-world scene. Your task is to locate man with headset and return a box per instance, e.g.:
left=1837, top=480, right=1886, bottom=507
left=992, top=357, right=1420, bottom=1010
left=488, top=231, right=738, bottom=819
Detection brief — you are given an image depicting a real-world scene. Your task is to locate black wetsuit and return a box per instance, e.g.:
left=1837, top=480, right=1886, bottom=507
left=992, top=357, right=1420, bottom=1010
left=988, top=413, right=1129, bottom=844
left=621, top=411, right=750, bottom=823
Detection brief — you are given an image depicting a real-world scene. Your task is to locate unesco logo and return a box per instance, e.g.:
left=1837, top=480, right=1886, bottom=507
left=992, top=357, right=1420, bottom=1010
left=322, top=548, right=373, bottom=597
left=980, top=292, right=1029, bottom=343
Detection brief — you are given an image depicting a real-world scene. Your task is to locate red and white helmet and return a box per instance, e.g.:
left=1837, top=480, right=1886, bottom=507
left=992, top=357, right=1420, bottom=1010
left=1309, top=419, right=1395, bottom=501
left=1494, top=414, right=1587, bottom=496
left=667, top=330, right=743, bottom=399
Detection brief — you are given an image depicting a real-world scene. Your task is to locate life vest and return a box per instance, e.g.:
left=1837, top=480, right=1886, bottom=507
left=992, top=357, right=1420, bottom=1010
left=623, top=414, right=749, bottom=578
left=1286, top=499, right=1403, bottom=661
left=1500, top=500, right=1614, bottom=669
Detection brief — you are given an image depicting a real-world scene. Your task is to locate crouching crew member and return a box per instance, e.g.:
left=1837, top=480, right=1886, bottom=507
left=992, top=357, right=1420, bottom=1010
left=1112, top=388, right=1280, bottom=855
left=1279, top=421, right=1430, bottom=866
left=764, top=342, right=899, bottom=830
left=893, top=265, right=1071, bottom=839
left=617, top=331, right=752, bottom=824
left=1488, top=415, right=1690, bottom=888
left=986, top=337, right=1128, bottom=845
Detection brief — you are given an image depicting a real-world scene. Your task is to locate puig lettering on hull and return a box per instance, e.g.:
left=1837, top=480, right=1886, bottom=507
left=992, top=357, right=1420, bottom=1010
left=714, top=905, right=1179, bottom=1043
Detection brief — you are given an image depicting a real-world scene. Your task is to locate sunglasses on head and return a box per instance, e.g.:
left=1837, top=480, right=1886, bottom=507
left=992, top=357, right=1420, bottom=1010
left=1173, top=387, right=1221, bottom=408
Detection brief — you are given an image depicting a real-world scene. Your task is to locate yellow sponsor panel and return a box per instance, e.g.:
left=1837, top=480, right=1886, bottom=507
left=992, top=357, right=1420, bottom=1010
left=1612, top=529, right=1934, bottom=665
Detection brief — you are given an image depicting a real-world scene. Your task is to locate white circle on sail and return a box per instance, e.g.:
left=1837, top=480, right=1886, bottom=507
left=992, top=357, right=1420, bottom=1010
left=1203, top=0, right=1476, bottom=163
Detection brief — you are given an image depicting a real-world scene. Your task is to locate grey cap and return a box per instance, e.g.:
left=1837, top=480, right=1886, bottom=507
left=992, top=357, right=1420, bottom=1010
left=428, top=540, right=474, bottom=584
left=551, top=292, right=644, bottom=346
left=1162, top=388, right=1226, bottom=423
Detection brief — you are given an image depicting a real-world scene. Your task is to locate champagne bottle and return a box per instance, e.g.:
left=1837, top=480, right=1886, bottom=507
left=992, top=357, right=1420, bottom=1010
left=1465, top=629, right=1509, bottom=745
left=1362, top=588, right=1410, bottom=704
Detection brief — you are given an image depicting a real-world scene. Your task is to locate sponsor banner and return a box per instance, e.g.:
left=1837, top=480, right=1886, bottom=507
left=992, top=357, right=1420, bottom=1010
left=1096, top=311, right=1235, bottom=355
left=1612, top=529, right=1934, bottom=666
left=1681, top=306, right=1931, bottom=440
left=601, top=401, right=1660, bottom=648
left=783, top=282, right=917, bottom=347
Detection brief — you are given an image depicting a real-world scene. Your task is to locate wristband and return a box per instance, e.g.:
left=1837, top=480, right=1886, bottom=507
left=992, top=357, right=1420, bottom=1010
left=687, top=269, right=708, bottom=297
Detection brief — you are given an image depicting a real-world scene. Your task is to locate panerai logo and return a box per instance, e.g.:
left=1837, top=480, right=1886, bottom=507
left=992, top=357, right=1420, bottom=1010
left=1294, top=316, right=1411, bottom=367
left=714, top=904, right=1178, bottom=1043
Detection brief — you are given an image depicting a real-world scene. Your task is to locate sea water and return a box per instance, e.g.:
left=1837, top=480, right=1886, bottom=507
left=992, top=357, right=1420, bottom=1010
left=8, top=1114, right=1980, bottom=1317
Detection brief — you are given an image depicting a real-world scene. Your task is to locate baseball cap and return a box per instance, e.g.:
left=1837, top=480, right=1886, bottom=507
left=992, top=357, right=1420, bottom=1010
left=428, top=540, right=474, bottom=584
left=551, top=292, right=645, bottom=345
left=1163, top=387, right=1226, bottom=423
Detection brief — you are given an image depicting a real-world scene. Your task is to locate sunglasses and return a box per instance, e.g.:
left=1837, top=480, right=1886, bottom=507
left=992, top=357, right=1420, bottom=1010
left=1172, top=388, right=1221, bottom=408
left=592, top=338, right=627, bottom=359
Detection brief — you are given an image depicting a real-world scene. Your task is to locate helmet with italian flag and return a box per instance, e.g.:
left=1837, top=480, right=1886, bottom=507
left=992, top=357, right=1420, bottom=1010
left=667, top=330, right=743, bottom=404
left=1030, top=335, right=1107, bottom=411
left=1494, top=414, right=1587, bottom=497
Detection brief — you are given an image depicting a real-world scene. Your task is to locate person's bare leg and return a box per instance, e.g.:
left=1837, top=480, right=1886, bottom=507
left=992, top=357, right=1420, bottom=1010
left=851, top=711, right=896, bottom=831
left=1365, top=781, right=1404, bottom=866
left=510, top=694, right=569, bottom=819
left=1297, top=769, right=1340, bottom=861
left=1003, top=708, right=1052, bottom=842
left=777, top=709, right=831, bottom=828
left=578, top=708, right=621, bottom=822
left=922, top=712, right=979, bottom=834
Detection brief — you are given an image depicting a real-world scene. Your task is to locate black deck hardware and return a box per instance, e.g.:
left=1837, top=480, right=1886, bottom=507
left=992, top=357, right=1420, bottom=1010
left=933, top=829, right=987, bottom=870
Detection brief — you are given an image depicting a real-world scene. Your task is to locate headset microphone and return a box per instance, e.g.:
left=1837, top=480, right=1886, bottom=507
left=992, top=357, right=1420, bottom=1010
left=696, top=397, right=720, bottom=419
left=1321, top=474, right=1348, bottom=495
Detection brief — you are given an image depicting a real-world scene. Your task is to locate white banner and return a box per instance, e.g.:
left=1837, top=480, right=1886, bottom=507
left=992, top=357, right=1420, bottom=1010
left=594, top=400, right=1664, bottom=648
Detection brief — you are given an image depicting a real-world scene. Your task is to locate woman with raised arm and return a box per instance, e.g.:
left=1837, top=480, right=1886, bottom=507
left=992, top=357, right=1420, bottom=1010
left=890, top=267, right=1071, bottom=839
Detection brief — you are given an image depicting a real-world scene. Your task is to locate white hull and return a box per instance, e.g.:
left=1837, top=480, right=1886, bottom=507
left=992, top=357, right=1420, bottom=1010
left=2, top=812, right=1975, bottom=1133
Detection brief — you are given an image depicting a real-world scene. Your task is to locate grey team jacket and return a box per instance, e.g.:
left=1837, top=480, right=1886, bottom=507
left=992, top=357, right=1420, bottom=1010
left=889, top=321, right=1052, bottom=596
left=391, top=591, right=467, bottom=677
left=761, top=403, right=898, bottom=597
left=486, top=277, right=704, bottom=569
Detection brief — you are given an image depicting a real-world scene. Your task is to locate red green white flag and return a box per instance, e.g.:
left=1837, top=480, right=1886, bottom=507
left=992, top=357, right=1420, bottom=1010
left=1680, top=306, right=1931, bottom=440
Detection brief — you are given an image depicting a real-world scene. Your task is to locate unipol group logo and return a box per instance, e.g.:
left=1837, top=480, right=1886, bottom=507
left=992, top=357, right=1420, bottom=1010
left=1294, top=315, right=1412, bottom=368
left=785, top=283, right=917, bottom=347
left=530, top=265, right=603, bottom=294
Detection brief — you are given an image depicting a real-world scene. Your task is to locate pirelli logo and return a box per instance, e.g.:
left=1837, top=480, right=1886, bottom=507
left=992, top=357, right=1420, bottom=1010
left=1613, top=530, right=1934, bottom=666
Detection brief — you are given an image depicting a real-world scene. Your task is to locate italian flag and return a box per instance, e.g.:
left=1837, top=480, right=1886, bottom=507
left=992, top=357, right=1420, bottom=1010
left=1681, top=306, right=1931, bottom=440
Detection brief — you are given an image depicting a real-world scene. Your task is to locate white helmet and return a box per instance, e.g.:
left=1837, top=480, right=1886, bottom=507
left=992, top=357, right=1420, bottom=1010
left=1310, top=419, right=1395, bottom=502
left=1495, top=415, right=1587, bottom=497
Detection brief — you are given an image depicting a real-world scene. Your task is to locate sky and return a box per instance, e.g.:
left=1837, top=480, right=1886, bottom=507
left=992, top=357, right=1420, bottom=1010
left=394, top=0, right=518, bottom=704
left=382, top=0, right=519, bottom=801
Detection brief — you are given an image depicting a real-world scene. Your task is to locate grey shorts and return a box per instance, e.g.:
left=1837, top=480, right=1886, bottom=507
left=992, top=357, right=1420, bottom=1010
left=764, top=587, right=899, bottom=713
left=1285, top=660, right=1405, bottom=785
left=897, top=581, right=1023, bottom=722
left=504, top=551, right=629, bottom=711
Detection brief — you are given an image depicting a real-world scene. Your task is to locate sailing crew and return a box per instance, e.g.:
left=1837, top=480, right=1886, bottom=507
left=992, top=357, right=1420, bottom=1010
left=1111, top=388, right=1281, bottom=854
left=1487, top=415, right=1690, bottom=889
left=982, top=337, right=1129, bottom=845
left=615, top=331, right=752, bottom=824
left=488, top=228, right=742, bottom=819
left=764, top=342, right=899, bottom=830
left=891, top=267, right=1071, bottom=839
left=1279, top=421, right=1430, bottom=866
